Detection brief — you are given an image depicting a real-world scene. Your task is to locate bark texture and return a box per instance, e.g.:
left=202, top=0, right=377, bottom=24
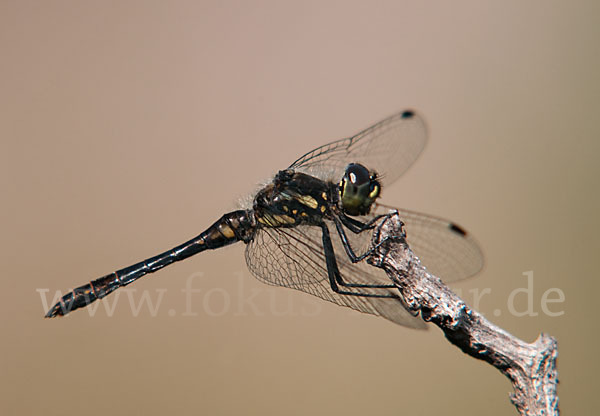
left=366, top=213, right=559, bottom=415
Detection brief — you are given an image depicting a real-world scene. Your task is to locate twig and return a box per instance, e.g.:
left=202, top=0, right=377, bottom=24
left=366, top=212, right=559, bottom=416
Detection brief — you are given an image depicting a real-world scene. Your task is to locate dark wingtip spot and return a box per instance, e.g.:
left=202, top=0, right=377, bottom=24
left=401, top=110, right=415, bottom=119
left=449, top=223, right=467, bottom=236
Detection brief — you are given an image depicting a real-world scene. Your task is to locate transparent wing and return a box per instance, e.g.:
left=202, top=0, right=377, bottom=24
left=245, top=222, right=426, bottom=329
left=288, top=110, right=427, bottom=187
left=375, top=204, right=484, bottom=282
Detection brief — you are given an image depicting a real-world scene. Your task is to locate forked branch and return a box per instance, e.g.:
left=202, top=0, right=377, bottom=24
left=366, top=213, right=559, bottom=416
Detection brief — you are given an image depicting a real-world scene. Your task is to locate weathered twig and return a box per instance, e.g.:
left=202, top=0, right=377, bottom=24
left=366, top=212, right=559, bottom=416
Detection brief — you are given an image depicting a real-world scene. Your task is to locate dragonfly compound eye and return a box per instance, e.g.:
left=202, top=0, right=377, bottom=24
left=340, top=163, right=380, bottom=216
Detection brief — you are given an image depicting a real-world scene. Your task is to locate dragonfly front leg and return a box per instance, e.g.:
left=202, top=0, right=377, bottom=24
left=334, top=213, right=405, bottom=263
left=339, top=212, right=389, bottom=234
left=320, top=223, right=399, bottom=297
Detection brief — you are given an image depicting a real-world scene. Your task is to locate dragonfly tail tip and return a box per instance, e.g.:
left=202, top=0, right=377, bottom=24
left=44, top=304, right=65, bottom=318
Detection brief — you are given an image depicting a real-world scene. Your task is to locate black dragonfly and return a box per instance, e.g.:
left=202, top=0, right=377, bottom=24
left=45, top=110, right=483, bottom=328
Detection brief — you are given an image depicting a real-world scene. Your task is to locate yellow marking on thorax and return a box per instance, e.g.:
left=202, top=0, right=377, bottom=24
left=321, top=192, right=327, bottom=200
left=296, top=195, right=318, bottom=209
left=257, top=214, right=295, bottom=227
left=257, top=215, right=273, bottom=226
left=320, top=205, right=326, bottom=213
left=273, top=214, right=295, bottom=224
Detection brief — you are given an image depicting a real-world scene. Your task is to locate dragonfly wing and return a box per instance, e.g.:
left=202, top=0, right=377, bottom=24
left=374, top=204, right=484, bottom=282
left=245, top=223, right=426, bottom=329
left=288, top=110, right=427, bottom=188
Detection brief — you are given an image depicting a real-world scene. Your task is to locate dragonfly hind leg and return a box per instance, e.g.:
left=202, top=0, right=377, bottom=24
left=328, top=214, right=408, bottom=289
left=320, top=223, right=399, bottom=298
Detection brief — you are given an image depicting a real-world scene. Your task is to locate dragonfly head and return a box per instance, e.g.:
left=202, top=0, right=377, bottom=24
left=339, top=163, right=381, bottom=216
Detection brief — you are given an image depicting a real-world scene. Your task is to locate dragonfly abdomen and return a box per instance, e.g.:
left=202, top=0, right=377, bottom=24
left=45, top=210, right=255, bottom=318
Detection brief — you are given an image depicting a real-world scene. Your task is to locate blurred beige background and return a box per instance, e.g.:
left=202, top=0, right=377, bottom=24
left=2, top=1, right=598, bottom=415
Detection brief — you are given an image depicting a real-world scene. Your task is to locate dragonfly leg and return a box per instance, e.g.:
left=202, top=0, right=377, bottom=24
left=328, top=218, right=397, bottom=288
left=334, top=218, right=375, bottom=263
left=320, top=223, right=399, bottom=298
left=334, top=215, right=405, bottom=263
left=339, top=212, right=390, bottom=234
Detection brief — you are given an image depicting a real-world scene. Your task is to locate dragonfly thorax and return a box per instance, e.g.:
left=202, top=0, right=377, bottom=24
left=252, top=170, right=333, bottom=228
left=338, top=163, right=381, bottom=216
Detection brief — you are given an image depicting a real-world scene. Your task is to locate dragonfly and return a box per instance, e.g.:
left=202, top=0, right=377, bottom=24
left=45, top=110, right=483, bottom=328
